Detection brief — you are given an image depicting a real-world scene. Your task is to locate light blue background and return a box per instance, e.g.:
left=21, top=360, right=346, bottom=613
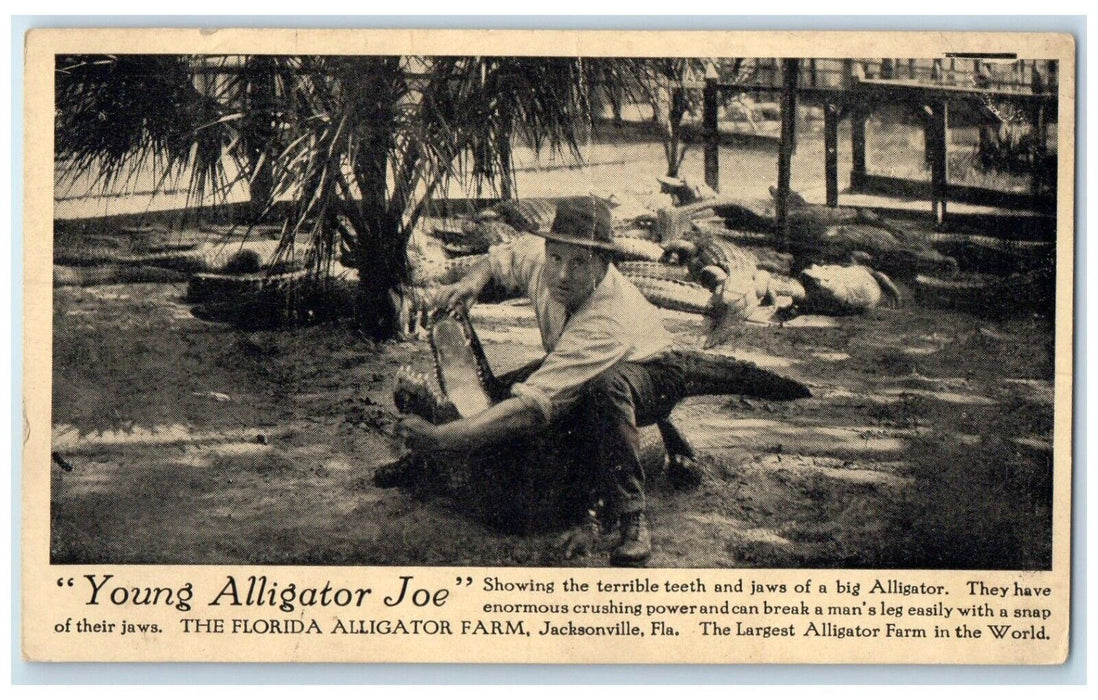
left=10, top=14, right=1086, bottom=685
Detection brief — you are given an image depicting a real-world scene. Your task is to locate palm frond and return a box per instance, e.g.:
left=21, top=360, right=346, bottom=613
left=55, top=53, right=679, bottom=336
left=55, top=55, right=242, bottom=206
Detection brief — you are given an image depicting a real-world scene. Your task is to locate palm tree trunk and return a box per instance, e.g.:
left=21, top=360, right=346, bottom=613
left=353, top=123, right=404, bottom=340
left=355, top=211, right=404, bottom=340
left=497, top=112, right=516, bottom=200
left=666, top=85, right=688, bottom=177
left=242, top=57, right=277, bottom=223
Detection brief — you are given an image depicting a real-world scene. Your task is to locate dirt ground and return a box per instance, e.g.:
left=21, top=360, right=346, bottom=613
left=50, top=278, right=1054, bottom=570
left=49, top=134, right=1056, bottom=569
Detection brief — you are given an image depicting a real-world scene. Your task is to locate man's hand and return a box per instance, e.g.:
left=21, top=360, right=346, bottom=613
left=398, top=415, right=446, bottom=452
left=435, top=279, right=479, bottom=313
left=434, top=257, right=492, bottom=313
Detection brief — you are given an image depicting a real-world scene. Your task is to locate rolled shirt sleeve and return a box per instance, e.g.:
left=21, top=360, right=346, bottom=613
left=511, top=316, right=631, bottom=422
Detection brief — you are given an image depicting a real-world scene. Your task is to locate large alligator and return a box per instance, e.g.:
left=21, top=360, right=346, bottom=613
left=921, top=232, right=1054, bottom=275
left=619, top=234, right=806, bottom=344
left=654, top=186, right=959, bottom=279
left=622, top=232, right=908, bottom=321
left=55, top=239, right=311, bottom=286
left=797, top=263, right=903, bottom=315
left=385, top=309, right=811, bottom=533
left=755, top=190, right=959, bottom=279
left=399, top=309, right=812, bottom=424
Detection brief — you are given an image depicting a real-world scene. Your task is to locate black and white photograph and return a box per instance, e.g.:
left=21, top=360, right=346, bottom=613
left=46, top=48, right=1064, bottom=574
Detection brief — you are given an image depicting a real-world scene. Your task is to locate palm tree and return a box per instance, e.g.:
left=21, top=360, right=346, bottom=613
left=639, top=58, right=757, bottom=180
left=55, top=54, right=652, bottom=339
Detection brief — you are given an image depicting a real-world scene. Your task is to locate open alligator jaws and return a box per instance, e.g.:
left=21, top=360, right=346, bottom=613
left=389, top=310, right=810, bottom=533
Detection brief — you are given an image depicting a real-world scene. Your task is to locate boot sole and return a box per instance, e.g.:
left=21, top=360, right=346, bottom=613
left=610, top=549, right=651, bottom=566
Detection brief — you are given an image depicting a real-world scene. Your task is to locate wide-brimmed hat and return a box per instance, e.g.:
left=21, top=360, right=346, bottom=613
left=529, top=196, right=617, bottom=253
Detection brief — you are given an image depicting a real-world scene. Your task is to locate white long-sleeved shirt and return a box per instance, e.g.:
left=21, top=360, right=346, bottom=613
left=488, top=235, right=673, bottom=422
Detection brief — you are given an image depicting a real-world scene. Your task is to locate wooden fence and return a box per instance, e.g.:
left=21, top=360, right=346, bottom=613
left=694, top=58, right=1058, bottom=221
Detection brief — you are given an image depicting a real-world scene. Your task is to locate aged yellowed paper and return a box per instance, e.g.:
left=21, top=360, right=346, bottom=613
left=24, top=28, right=1074, bottom=663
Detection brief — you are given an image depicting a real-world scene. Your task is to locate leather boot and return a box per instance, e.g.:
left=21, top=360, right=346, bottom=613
left=611, top=511, right=651, bottom=566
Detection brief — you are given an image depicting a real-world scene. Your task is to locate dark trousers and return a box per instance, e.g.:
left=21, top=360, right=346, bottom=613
left=492, top=355, right=686, bottom=517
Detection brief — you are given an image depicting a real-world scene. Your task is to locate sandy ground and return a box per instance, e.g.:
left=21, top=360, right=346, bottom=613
left=50, top=276, right=1054, bottom=569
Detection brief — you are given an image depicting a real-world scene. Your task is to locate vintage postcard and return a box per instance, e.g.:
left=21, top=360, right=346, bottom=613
left=23, top=28, right=1075, bottom=664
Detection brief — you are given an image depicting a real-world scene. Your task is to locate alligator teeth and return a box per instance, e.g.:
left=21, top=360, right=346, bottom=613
left=393, top=364, right=459, bottom=423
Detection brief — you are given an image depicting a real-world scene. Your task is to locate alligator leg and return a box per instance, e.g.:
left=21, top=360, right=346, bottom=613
left=870, top=270, right=904, bottom=308
left=656, top=419, right=696, bottom=460
left=657, top=419, right=704, bottom=490
left=704, top=280, right=758, bottom=349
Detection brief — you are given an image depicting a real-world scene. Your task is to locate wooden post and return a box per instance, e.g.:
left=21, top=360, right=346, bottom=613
left=850, top=106, right=867, bottom=192
left=845, top=59, right=867, bottom=192
left=1030, top=64, right=1047, bottom=205
left=928, top=99, right=949, bottom=226
left=824, top=103, right=839, bottom=207
left=1031, top=102, right=1048, bottom=202
left=703, top=73, right=720, bottom=192
left=776, top=58, right=800, bottom=244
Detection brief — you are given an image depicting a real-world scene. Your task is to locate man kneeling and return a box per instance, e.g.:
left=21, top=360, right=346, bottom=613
left=393, top=196, right=687, bottom=566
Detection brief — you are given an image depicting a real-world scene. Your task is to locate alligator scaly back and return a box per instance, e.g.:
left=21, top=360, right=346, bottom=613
left=408, top=251, right=488, bottom=287
left=611, top=236, right=665, bottom=262
left=688, top=234, right=759, bottom=283
left=622, top=275, right=715, bottom=315
left=615, top=261, right=693, bottom=282
left=668, top=348, right=811, bottom=401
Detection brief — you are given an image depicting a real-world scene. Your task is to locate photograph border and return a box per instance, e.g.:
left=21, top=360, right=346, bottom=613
left=10, top=13, right=1087, bottom=684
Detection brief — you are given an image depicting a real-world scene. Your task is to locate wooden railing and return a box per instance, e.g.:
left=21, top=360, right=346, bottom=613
left=693, top=58, right=1058, bottom=219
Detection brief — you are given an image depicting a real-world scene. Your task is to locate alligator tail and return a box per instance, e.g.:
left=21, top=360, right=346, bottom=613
left=668, top=349, right=811, bottom=400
